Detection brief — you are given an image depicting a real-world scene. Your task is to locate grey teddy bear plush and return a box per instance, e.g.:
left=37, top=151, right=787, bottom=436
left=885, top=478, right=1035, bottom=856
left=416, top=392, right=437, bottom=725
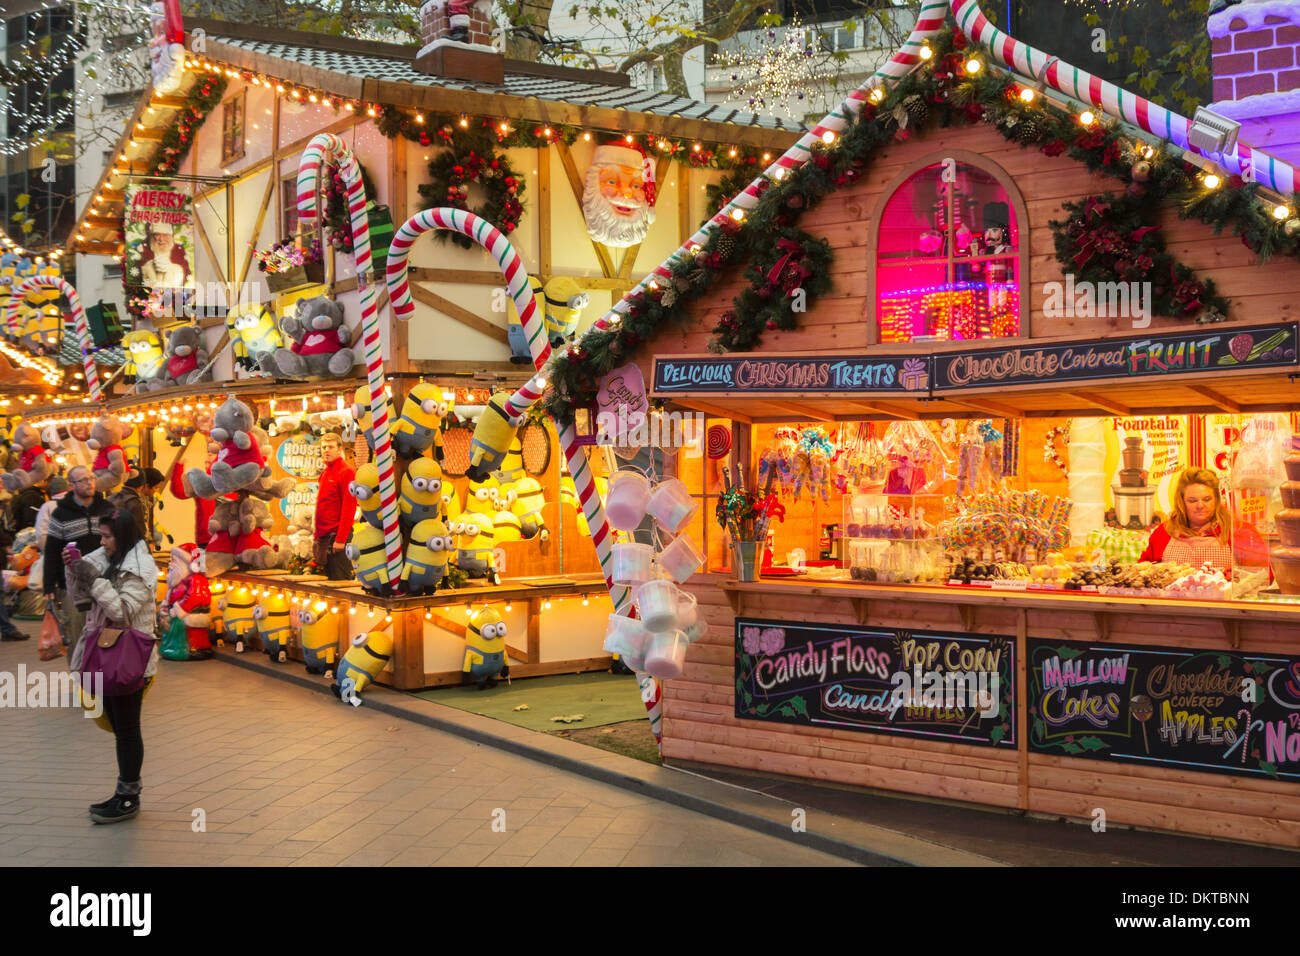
left=184, top=397, right=265, bottom=499
left=158, top=324, right=212, bottom=387
left=260, top=296, right=356, bottom=380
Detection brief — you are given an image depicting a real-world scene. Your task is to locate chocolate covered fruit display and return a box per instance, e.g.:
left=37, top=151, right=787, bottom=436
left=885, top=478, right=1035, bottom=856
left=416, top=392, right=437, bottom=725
left=1270, top=439, right=1300, bottom=594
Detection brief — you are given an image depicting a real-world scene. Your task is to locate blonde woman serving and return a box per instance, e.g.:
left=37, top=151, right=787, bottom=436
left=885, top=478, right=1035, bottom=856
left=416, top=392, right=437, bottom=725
left=1138, top=468, right=1234, bottom=570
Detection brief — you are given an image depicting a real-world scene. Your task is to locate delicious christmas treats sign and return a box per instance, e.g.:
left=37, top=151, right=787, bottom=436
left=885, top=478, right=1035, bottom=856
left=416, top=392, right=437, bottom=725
left=654, top=354, right=930, bottom=394
left=1027, top=639, right=1300, bottom=782
left=734, top=618, right=1016, bottom=747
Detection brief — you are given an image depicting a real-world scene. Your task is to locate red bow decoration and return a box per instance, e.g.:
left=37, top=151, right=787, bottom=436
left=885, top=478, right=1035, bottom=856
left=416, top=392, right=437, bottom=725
left=762, top=494, right=786, bottom=524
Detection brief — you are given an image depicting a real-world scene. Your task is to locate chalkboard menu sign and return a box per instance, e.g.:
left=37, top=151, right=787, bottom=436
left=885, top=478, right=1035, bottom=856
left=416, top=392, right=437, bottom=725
left=1027, top=639, right=1300, bottom=782
left=734, top=617, right=1016, bottom=747
left=932, top=322, right=1299, bottom=391
left=654, top=354, right=930, bottom=394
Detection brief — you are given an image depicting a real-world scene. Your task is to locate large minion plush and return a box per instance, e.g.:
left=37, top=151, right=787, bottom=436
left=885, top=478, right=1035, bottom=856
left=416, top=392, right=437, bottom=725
left=228, top=304, right=283, bottom=369
left=221, top=585, right=258, bottom=652
left=496, top=436, right=525, bottom=487
left=298, top=601, right=338, bottom=676
left=332, top=630, right=393, bottom=705
left=122, top=330, right=166, bottom=383
left=442, top=484, right=463, bottom=525
left=464, top=605, right=510, bottom=689
left=463, top=473, right=502, bottom=522
left=452, top=512, right=499, bottom=585
left=349, top=462, right=384, bottom=530
left=465, top=391, right=522, bottom=482
left=511, top=475, right=550, bottom=541
left=393, top=382, right=453, bottom=459
left=540, top=275, right=588, bottom=347
left=345, top=522, right=394, bottom=595
left=254, top=592, right=293, bottom=663
left=493, top=509, right=522, bottom=543
left=351, top=384, right=398, bottom=453
left=399, top=457, right=443, bottom=530
left=401, top=518, right=451, bottom=595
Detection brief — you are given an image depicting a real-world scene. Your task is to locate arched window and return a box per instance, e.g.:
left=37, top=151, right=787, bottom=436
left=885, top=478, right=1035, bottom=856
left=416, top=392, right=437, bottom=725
left=874, top=155, right=1024, bottom=343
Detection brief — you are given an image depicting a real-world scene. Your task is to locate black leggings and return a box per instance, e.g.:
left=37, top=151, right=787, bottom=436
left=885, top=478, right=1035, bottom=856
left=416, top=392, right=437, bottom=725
left=102, top=688, right=145, bottom=785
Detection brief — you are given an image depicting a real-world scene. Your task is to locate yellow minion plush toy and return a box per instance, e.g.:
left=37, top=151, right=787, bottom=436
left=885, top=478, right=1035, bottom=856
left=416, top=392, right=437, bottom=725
left=493, top=509, right=522, bottom=543
left=442, top=484, right=463, bottom=525
left=465, top=391, right=522, bottom=482
left=393, top=382, right=453, bottom=459
left=228, top=304, right=283, bottom=369
left=497, top=436, right=525, bottom=486
left=511, top=476, right=550, bottom=541
left=122, top=330, right=166, bottom=383
left=399, top=457, right=443, bottom=530
left=345, top=522, right=395, bottom=595
left=463, top=605, right=510, bottom=689
left=298, top=601, right=338, bottom=676
left=254, top=591, right=293, bottom=663
left=401, top=518, right=451, bottom=595
left=332, top=630, right=394, bottom=705
left=349, top=462, right=384, bottom=530
left=221, top=585, right=258, bottom=653
left=464, top=472, right=502, bottom=522
left=351, top=384, right=398, bottom=453
left=452, top=512, right=499, bottom=585
left=540, top=275, right=588, bottom=346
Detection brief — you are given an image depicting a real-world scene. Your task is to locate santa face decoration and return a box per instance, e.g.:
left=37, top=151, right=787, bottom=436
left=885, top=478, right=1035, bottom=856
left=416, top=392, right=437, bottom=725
left=583, top=143, right=657, bottom=247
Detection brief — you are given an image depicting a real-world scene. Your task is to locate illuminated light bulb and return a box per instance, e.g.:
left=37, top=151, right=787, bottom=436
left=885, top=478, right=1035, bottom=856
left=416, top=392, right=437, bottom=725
left=385, top=614, right=392, bottom=623
left=582, top=597, right=589, bottom=606
left=583, top=132, right=591, bottom=141
left=459, top=115, right=469, bottom=127
left=762, top=152, right=771, bottom=161
left=1142, top=146, right=1155, bottom=159
left=729, top=148, right=737, bottom=157
left=344, top=102, right=354, bottom=111
left=309, top=93, right=318, bottom=103
left=822, top=130, right=836, bottom=144
left=772, top=167, right=785, bottom=180
left=1275, top=204, right=1291, bottom=220
left=501, top=121, right=509, bottom=132
left=331, top=606, right=339, bottom=614
left=869, top=88, right=884, bottom=103
left=416, top=113, right=424, bottom=123
left=693, top=143, right=701, bottom=152
left=730, top=208, right=745, bottom=221
left=920, top=44, right=933, bottom=61
left=965, top=58, right=982, bottom=74
left=505, top=603, right=512, bottom=612
left=536, top=377, right=547, bottom=388
left=1019, top=87, right=1035, bottom=103
left=1204, top=174, right=1221, bottom=189
left=1079, top=110, right=1095, bottom=126
left=349, top=607, right=356, bottom=614
left=544, top=600, right=552, bottom=610
left=426, top=612, right=432, bottom=619
left=625, top=134, right=633, bottom=144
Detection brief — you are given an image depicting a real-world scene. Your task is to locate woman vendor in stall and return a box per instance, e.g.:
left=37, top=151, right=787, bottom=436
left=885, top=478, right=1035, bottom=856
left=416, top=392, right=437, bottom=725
left=1138, top=467, right=1233, bottom=568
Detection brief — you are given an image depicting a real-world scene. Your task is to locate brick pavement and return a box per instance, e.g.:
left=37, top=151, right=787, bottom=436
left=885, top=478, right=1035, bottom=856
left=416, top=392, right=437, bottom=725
left=0, top=623, right=853, bottom=867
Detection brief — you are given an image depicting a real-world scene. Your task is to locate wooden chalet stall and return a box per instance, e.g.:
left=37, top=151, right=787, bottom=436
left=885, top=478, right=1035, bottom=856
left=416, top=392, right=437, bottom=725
left=62, top=18, right=802, bottom=690
left=620, top=35, right=1300, bottom=846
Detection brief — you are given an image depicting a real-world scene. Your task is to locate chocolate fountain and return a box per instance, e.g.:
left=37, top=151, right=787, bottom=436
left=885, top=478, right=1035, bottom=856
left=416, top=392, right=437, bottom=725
left=1112, top=436, right=1156, bottom=530
left=1269, top=438, right=1300, bottom=593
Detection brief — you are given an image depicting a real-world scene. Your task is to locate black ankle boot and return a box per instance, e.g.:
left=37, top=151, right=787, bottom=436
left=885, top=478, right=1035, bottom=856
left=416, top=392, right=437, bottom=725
left=89, top=794, right=140, bottom=824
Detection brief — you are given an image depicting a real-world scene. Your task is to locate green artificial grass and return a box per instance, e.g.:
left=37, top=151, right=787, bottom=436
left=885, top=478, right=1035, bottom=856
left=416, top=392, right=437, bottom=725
left=410, top=671, right=648, bottom=733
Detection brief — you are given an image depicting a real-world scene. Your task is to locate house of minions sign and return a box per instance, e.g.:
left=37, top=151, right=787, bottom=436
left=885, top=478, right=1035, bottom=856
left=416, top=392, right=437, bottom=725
left=276, top=432, right=324, bottom=479
left=280, top=481, right=318, bottom=521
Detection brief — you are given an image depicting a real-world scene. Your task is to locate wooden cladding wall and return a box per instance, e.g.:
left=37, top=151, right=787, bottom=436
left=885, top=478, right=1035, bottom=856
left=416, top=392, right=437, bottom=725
left=665, top=575, right=1300, bottom=847
left=636, top=121, right=1300, bottom=374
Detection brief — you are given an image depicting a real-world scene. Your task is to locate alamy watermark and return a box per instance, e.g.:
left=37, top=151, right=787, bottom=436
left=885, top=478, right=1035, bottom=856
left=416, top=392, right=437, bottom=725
left=888, top=664, right=1000, bottom=719
left=1043, top=274, right=1152, bottom=329
left=595, top=406, right=706, bottom=455
left=0, top=666, right=103, bottom=719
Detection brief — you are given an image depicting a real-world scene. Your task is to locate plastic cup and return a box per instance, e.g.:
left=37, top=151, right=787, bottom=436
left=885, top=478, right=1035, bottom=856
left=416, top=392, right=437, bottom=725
left=606, top=470, right=652, bottom=531
left=646, top=478, right=698, bottom=533
left=676, top=590, right=698, bottom=633
left=610, top=542, right=653, bottom=586
left=657, top=533, right=705, bottom=583
left=644, top=630, right=688, bottom=680
left=603, top=613, right=649, bottom=658
left=634, top=578, right=680, bottom=633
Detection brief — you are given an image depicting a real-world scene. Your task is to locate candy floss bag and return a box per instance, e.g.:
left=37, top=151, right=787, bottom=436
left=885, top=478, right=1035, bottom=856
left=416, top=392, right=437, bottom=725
left=881, top=421, right=950, bottom=495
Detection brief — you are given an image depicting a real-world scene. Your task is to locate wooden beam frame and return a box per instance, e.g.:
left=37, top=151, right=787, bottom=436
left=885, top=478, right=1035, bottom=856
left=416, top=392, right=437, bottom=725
left=192, top=204, right=228, bottom=286
left=673, top=399, right=752, bottom=424
left=944, top=397, right=1022, bottom=419
left=235, top=169, right=278, bottom=288
left=839, top=400, right=909, bottom=419
left=763, top=400, right=833, bottom=422
left=1186, top=384, right=1240, bottom=413
left=538, top=144, right=552, bottom=280
left=407, top=282, right=509, bottom=345
left=1067, top=390, right=1132, bottom=416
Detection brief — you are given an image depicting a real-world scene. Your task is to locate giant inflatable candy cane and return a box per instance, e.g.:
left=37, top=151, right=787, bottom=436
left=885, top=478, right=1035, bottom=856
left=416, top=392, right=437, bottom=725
left=3, top=274, right=102, bottom=401
left=384, top=208, right=667, bottom=734
left=298, top=134, right=404, bottom=583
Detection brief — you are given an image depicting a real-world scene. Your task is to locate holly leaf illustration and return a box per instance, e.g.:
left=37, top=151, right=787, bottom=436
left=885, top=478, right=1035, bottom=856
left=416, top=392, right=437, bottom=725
left=1032, top=716, right=1046, bottom=740
left=755, top=703, right=771, bottom=715
left=791, top=695, right=809, bottom=717
left=989, top=725, right=1006, bottom=745
left=1217, top=654, right=1231, bottom=669
left=1060, top=742, right=1084, bottom=754
left=1054, top=645, right=1084, bottom=660
left=1077, top=736, right=1109, bottom=752
left=1258, top=759, right=1279, bottom=779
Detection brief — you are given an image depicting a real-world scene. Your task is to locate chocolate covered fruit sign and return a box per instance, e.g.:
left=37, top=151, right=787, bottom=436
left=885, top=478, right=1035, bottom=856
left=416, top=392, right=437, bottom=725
left=1028, top=639, right=1300, bottom=782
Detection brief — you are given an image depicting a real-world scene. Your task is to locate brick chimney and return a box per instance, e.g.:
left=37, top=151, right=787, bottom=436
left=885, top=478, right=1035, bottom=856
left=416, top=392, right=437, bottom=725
left=414, top=0, right=504, bottom=85
left=1209, top=1, right=1300, bottom=162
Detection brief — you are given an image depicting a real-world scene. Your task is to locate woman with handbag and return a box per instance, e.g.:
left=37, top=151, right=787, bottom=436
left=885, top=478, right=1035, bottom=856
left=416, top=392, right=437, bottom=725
left=66, top=509, right=158, bottom=824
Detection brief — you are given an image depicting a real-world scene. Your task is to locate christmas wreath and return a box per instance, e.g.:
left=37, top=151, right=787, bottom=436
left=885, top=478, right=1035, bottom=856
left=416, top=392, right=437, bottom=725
left=322, top=160, right=377, bottom=255
left=417, top=142, right=524, bottom=249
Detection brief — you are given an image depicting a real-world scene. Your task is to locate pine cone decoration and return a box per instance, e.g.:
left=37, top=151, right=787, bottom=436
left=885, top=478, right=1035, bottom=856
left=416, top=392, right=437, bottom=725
left=660, top=286, right=678, bottom=308
left=1014, top=113, right=1042, bottom=144
left=716, top=233, right=737, bottom=259
left=903, top=94, right=928, bottom=127
left=689, top=268, right=709, bottom=288
left=674, top=275, right=692, bottom=293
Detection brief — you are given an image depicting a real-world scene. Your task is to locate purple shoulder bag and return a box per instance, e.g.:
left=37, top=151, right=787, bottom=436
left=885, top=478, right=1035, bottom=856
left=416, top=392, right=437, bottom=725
left=81, top=625, right=154, bottom=696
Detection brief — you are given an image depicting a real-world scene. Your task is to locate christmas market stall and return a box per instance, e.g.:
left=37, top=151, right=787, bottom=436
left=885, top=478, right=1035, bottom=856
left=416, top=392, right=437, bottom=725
left=526, top=1, right=1300, bottom=845
left=48, top=6, right=801, bottom=703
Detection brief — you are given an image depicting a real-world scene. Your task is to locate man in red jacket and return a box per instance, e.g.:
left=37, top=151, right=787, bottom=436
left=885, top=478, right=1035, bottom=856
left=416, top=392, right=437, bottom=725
left=315, top=432, right=356, bottom=579
left=170, top=441, right=218, bottom=547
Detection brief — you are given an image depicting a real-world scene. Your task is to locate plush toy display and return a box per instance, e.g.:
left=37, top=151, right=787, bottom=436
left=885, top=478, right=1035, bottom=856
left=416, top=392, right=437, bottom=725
left=350, top=384, right=397, bottom=453
left=331, top=630, right=394, bottom=705
left=465, top=391, right=523, bottom=482
left=186, top=397, right=265, bottom=498
left=159, top=324, right=212, bottom=387
left=398, top=457, right=444, bottom=530
left=235, top=525, right=285, bottom=570
left=392, top=382, right=452, bottom=458
left=463, top=605, right=510, bottom=689
left=244, top=427, right=295, bottom=501
left=451, top=511, right=499, bottom=585
left=463, top=472, right=502, bottom=522
left=220, top=584, right=258, bottom=652
left=161, top=544, right=213, bottom=660
left=401, top=518, right=451, bottom=595
left=254, top=591, right=293, bottom=663
left=511, top=476, right=550, bottom=541
left=0, top=423, right=52, bottom=492
left=493, top=509, right=522, bottom=543
left=508, top=275, right=588, bottom=360
left=349, top=462, right=384, bottom=529
left=345, top=522, right=394, bottom=595
left=297, top=601, right=338, bottom=676
left=228, top=304, right=283, bottom=370
left=122, top=331, right=167, bottom=391
left=262, top=296, right=356, bottom=380
left=88, top=415, right=132, bottom=493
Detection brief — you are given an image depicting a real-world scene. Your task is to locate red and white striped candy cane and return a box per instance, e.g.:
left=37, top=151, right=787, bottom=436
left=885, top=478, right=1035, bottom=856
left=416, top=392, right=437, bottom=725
left=950, top=0, right=1297, bottom=195
left=385, top=207, right=664, bottom=736
left=4, top=274, right=101, bottom=401
left=298, top=134, right=403, bottom=583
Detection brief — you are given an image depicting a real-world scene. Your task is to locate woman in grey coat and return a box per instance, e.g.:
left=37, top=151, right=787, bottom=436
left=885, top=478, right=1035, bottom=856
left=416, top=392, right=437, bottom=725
left=67, top=509, right=158, bottom=824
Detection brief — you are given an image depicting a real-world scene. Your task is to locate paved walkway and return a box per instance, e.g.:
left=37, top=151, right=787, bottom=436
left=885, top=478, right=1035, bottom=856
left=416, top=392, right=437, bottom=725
left=0, top=624, right=852, bottom=867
